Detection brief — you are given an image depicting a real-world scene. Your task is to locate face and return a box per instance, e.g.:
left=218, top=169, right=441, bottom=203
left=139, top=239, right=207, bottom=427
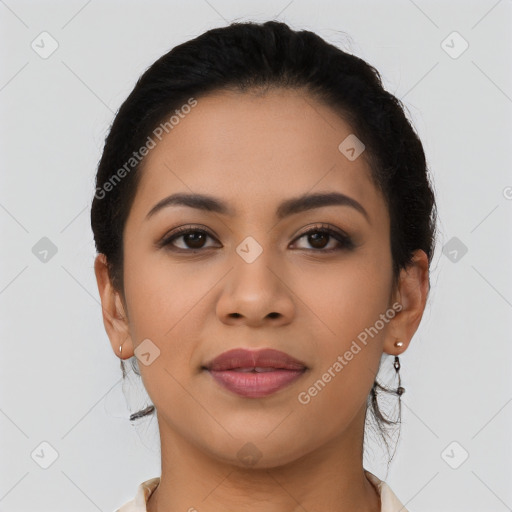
left=100, top=87, right=413, bottom=468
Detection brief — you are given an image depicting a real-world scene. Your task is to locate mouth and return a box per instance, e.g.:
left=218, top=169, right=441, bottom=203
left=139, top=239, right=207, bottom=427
left=202, top=347, right=308, bottom=398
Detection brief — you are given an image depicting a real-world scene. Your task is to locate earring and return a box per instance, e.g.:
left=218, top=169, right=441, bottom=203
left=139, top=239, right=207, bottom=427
left=119, top=344, right=122, bottom=358
left=393, top=340, right=405, bottom=396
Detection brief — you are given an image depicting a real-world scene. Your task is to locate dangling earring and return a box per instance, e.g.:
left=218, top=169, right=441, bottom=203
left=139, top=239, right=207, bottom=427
left=393, top=340, right=405, bottom=396
left=119, top=344, right=122, bottom=358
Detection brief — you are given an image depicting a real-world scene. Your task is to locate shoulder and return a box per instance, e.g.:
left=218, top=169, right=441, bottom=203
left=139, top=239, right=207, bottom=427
left=365, top=470, right=409, bottom=512
left=115, top=477, right=160, bottom=512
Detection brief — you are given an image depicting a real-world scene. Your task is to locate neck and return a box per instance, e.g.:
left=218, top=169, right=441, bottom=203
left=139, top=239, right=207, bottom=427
left=146, top=406, right=381, bottom=512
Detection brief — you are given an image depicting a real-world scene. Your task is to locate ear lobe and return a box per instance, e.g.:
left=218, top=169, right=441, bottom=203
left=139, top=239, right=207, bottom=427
left=383, top=249, right=430, bottom=355
left=94, top=253, right=134, bottom=358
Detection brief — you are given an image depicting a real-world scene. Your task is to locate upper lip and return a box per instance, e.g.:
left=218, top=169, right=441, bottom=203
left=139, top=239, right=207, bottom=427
left=204, top=348, right=307, bottom=371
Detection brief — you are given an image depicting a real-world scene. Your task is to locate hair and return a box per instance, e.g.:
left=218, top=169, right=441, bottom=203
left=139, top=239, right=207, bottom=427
left=91, top=20, right=437, bottom=466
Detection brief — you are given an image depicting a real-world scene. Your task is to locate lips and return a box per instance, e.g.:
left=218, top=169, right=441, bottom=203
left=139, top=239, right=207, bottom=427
left=203, top=348, right=307, bottom=398
left=204, top=348, right=307, bottom=372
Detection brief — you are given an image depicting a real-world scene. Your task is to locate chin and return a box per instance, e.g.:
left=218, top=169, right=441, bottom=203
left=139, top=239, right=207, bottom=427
left=197, top=430, right=312, bottom=470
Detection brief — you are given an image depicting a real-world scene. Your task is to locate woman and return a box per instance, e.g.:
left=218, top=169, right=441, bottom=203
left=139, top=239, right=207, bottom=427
left=91, top=20, right=436, bottom=512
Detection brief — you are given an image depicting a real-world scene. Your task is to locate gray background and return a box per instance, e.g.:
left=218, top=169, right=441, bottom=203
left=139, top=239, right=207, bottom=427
left=1, top=1, right=511, bottom=511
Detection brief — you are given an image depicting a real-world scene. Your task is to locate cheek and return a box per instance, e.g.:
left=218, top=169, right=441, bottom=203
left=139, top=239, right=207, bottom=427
left=293, top=261, right=390, bottom=426
left=123, top=265, right=175, bottom=341
left=296, top=252, right=392, bottom=338
left=122, top=256, right=205, bottom=409
left=123, top=242, right=196, bottom=334
left=294, top=248, right=393, bottom=400
left=122, top=247, right=209, bottom=368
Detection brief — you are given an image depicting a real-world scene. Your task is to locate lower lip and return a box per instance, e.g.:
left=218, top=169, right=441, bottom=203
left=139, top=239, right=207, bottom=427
left=207, top=369, right=306, bottom=398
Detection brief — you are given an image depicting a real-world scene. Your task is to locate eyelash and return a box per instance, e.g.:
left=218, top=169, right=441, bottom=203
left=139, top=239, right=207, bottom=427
left=158, top=223, right=355, bottom=253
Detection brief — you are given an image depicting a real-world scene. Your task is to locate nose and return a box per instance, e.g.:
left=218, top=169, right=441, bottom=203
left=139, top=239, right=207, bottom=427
left=215, top=252, right=296, bottom=328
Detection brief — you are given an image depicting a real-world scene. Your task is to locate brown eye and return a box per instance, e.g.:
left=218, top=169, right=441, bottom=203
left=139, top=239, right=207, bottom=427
left=292, top=225, right=354, bottom=252
left=158, top=224, right=354, bottom=254
left=306, top=231, right=330, bottom=249
left=179, top=231, right=208, bottom=249
left=159, top=226, right=218, bottom=251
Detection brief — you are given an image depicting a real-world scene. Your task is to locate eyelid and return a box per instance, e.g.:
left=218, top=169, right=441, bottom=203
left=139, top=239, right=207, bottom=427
left=292, top=222, right=349, bottom=240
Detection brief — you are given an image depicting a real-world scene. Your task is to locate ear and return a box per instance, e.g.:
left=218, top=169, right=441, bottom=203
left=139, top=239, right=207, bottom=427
left=94, top=253, right=135, bottom=359
left=383, top=249, right=430, bottom=355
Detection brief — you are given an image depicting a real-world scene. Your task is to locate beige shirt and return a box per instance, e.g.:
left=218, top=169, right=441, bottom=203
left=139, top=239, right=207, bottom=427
left=116, top=470, right=408, bottom=512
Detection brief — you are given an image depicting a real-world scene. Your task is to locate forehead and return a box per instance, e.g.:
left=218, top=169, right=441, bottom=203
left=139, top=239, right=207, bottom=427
left=128, top=88, right=386, bottom=224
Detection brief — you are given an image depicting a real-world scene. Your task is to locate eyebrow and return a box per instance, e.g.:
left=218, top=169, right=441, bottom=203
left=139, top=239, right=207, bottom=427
left=145, top=191, right=370, bottom=223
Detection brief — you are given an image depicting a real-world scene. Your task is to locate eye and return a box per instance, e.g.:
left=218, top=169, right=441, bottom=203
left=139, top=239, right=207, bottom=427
left=158, top=223, right=355, bottom=253
left=291, top=224, right=355, bottom=252
left=158, top=225, right=219, bottom=251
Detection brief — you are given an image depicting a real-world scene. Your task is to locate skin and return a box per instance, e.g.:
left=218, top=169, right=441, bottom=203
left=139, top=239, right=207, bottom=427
left=95, top=87, right=429, bottom=512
